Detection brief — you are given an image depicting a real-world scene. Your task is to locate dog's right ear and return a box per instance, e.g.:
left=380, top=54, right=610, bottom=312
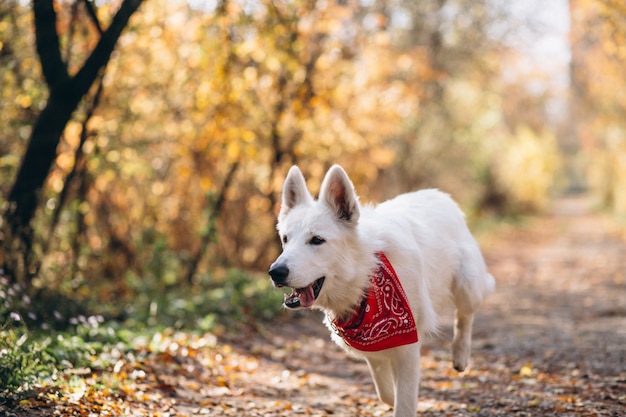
left=319, top=164, right=360, bottom=225
left=279, top=165, right=313, bottom=218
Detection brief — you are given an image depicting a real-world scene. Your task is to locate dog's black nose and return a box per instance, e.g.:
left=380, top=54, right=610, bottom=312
left=269, top=263, right=289, bottom=287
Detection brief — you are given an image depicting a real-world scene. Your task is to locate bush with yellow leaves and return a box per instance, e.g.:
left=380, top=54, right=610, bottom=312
left=496, top=126, right=562, bottom=213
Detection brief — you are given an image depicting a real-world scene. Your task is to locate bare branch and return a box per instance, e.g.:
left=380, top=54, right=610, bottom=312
left=33, top=0, right=69, bottom=88
left=82, top=0, right=104, bottom=35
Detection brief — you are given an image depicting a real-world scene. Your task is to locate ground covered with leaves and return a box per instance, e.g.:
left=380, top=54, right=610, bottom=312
left=2, top=196, right=625, bottom=416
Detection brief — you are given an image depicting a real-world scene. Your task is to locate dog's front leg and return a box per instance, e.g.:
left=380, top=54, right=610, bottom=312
left=389, top=343, right=421, bottom=416
left=366, top=357, right=395, bottom=406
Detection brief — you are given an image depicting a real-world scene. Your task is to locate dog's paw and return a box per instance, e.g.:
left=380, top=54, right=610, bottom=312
left=453, top=360, right=467, bottom=372
left=452, top=340, right=470, bottom=372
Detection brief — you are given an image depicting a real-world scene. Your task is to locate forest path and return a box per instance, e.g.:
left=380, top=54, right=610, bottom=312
left=15, top=196, right=626, bottom=416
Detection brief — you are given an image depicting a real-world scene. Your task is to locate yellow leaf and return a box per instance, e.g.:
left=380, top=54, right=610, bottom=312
left=179, top=165, right=191, bottom=179
left=200, top=177, right=212, bottom=191
left=216, top=375, right=228, bottom=387
left=15, top=94, right=32, bottom=109
left=227, top=141, right=240, bottom=161
left=519, top=364, right=533, bottom=377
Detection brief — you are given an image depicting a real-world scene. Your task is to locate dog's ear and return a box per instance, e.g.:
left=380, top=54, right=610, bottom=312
left=319, top=164, right=360, bottom=224
left=280, top=165, right=313, bottom=217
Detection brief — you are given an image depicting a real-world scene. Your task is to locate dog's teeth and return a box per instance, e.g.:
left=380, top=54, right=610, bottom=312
left=284, top=291, right=299, bottom=301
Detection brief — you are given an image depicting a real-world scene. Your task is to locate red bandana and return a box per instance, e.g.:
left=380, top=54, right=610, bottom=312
left=330, top=252, right=418, bottom=352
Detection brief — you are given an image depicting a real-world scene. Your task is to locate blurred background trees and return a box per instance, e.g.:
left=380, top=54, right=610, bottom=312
left=570, top=0, right=626, bottom=212
left=0, top=0, right=623, bottom=322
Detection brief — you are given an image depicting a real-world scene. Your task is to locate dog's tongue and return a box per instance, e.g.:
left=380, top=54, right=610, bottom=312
left=297, top=285, right=315, bottom=307
left=285, top=284, right=315, bottom=308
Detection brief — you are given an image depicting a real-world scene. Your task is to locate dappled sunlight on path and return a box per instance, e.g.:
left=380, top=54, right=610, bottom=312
left=10, top=196, right=626, bottom=416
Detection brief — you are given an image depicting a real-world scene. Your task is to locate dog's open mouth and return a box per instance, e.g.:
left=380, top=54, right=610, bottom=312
left=284, top=277, right=325, bottom=309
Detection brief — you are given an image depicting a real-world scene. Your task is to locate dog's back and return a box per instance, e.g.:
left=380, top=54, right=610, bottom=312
left=359, top=189, right=495, bottom=336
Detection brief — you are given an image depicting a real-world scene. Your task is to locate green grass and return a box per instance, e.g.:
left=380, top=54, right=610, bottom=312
left=0, top=269, right=284, bottom=403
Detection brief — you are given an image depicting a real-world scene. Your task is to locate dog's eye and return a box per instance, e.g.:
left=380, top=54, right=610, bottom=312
left=309, top=236, right=325, bottom=245
left=282, top=235, right=288, bottom=244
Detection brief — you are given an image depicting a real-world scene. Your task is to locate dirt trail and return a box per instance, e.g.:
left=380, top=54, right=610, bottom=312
left=15, top=196, right=625, bottom=416
left=189, top=195, right=625, bottom=416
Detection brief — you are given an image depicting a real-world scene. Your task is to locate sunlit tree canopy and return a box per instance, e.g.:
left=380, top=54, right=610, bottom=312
left=0, top=0, right=624, bottom=308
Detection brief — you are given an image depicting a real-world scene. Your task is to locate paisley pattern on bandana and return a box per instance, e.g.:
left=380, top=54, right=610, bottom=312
left=330, top=252, right=418, bottom=352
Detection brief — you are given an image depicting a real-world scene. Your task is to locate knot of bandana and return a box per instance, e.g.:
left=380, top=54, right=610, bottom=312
left=330, top=252, right=418, bottom=352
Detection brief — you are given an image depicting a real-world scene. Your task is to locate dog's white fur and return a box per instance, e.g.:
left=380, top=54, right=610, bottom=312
left=270, top=164, right=495, bottom=416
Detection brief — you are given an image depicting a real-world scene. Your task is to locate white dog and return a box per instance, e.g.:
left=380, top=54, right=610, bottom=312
left=269, top=164, right=495, bottom=416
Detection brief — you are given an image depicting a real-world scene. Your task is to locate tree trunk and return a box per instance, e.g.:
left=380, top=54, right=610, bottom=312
left=1, top=0, right=144, bottom=284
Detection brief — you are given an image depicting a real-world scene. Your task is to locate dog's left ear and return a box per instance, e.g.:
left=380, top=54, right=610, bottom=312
left=319, top=164, right=360, bottom=224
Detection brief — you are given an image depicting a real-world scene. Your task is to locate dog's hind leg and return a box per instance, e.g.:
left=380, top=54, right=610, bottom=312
left=452, top=271, right=482, bottom=372
left=452, top=250, right=494, bottom=371
left=451, top=309, right=474, bottom=372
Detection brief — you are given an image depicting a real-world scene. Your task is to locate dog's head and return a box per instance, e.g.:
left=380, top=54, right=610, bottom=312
left=269, top=164, right=362, bottom=310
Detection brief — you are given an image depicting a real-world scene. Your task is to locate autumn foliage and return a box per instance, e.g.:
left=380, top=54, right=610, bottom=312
left=0, top=0, right=623, bottom=323
left=1, top=1, right=625, bottom=415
